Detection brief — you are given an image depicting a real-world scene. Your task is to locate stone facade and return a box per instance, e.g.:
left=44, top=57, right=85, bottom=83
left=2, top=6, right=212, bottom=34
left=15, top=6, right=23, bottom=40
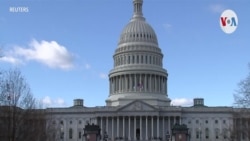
left=47, top=99, right=241, bottom=141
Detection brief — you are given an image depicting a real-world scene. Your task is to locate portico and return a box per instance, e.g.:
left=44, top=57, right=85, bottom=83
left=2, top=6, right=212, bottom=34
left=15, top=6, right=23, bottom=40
left=97, top=101, right=182, bottom=141
left=97, top=116, right=181, bottom=141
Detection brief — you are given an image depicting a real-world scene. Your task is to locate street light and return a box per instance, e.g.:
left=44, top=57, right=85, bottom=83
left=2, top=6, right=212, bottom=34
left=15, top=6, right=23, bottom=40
left=103, top=131, right=108, bottom=141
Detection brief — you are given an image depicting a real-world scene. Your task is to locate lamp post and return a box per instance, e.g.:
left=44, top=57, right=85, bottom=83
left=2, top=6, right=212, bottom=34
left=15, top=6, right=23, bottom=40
left=103, top=131, right=108, bottom=141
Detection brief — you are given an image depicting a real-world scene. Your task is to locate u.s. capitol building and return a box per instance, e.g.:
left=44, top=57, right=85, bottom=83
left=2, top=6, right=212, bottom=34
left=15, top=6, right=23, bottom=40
left=47, top=0, right=246, bottom=141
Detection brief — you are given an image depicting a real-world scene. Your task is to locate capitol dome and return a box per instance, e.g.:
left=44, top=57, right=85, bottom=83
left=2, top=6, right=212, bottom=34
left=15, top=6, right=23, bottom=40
left=106, top=0, right=171, bottom=107
left=118, top=19, right=158, bottom=45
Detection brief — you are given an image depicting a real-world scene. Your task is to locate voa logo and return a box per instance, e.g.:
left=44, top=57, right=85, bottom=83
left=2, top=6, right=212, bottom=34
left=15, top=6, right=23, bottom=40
left=220, top=9, right=238, bottom=34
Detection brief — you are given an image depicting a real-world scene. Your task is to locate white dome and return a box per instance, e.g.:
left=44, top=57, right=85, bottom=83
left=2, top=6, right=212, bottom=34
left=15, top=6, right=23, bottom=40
left=106, top=0, right=171, bottom=107
left=118, top=20, right=158, bottom=45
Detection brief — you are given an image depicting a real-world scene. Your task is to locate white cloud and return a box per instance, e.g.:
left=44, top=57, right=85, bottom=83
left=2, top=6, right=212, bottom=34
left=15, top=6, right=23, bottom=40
left=54, top=98, right=65, bottom=105
left=41, top=96, right=67, bottom=107
left=209, top=4, right=226, bottom=13
left=85, top=63, right=91, bottom=69
left=99, top=72, right=108, bottom=79
left=0, top=39, right=75, bottom=70
left=0, top=56, right=22, bottom=64
left=42, top=96, right=52, bottom=105
left=163, top=23, right=172, bottom=31
left=171, top=98, right=193, bottom=106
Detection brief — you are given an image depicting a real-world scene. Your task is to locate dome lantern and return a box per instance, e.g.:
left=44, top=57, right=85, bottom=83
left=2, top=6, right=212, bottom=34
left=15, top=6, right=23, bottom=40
left=131, top=0, right=145, bottom=21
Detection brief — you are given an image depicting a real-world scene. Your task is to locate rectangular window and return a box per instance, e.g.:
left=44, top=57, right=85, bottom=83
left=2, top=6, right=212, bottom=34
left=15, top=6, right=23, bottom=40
left=69, top=128, right=73, bottom=139
left=196, top=131, right=199, bottom=139
left=79, top=131, right=81, bottom=139
left=196, top=120, right=199, bottom=124
left=215, top=120, right=218, bottom=124
left=215, top=129, right=219, bottom=139
left=60, top=132, right=64, bottom=139
left=205, top=128, right=209, bottom=139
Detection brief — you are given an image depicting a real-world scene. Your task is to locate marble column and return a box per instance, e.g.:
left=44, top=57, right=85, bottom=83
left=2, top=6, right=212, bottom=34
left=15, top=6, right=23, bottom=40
left=106, top=117, right=108, bottom=134
left=112, top=117, right=114, bottom=140
left=146, top=116, right=148, bottom=140
left=123, top=116, right=125, bottom=138
left=128, top=116, right=131, bottom=140
left=157, top=116, right=159, bottom=137
left=134, top=116, right=136, bottom=140
left=168, top=117, right=170, bottom=135
left=140, top=116, right=142, bottom=140
left=163, top=116, right=165, bottom=140
left=100, top=117, right=103, bottom=135
left=117, top=117, right=119, bottom=137
left=149, top=74, right=152, bottom=92
left=151, top=116, right=154, bottom=138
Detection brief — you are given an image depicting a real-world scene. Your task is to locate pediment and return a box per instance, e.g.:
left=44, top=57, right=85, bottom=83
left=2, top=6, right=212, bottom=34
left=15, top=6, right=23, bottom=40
left=117, top=100, right=157, bottom=112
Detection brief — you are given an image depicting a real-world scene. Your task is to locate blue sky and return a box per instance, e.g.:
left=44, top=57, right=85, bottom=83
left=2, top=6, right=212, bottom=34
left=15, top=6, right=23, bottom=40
left=0, top=0, right=250, bottom=107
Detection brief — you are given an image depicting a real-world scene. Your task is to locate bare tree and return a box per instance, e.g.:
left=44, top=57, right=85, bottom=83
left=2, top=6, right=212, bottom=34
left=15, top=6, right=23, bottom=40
left=231, top=64, right=250, bottom=141
left=234, top=64, right=250, bottom=108
left=0, top=68, right=52, bottom=141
